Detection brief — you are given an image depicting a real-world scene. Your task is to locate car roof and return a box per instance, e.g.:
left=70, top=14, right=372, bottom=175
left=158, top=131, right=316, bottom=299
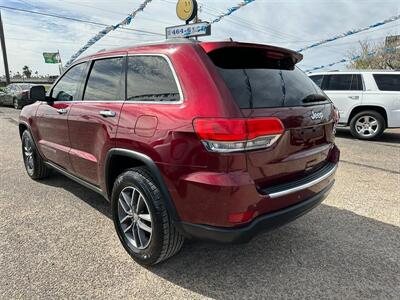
left=74, top=38, right=303, bottom=64
left=309, top=70, right=400, bottom=76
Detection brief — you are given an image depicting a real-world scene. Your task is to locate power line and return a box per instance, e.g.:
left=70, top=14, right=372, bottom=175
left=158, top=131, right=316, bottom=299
left=197, top=2, right=300, bottom=41
left=48, top=0, right=173, bottom=26
left=297, top=14, right=400, bottom=52
left=2, top=19, right=159, bottom=41
left=0, top=5, right=164, bottom=36
left=304, top=47, right=398, bottom=73
left=65, top=0, right=155, bottom=66
left=6, top=36, right=129, bottom=47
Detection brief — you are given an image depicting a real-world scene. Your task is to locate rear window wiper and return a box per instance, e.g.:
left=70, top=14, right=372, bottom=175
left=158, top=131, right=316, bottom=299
left=301, top=94, right=329, bottom=103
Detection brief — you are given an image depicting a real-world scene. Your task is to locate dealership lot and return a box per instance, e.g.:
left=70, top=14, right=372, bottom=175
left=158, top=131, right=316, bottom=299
left=0, top=106, right=399, bottom=299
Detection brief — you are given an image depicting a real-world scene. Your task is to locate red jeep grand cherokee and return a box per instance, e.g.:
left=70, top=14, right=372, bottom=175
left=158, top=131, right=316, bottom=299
left=20, top=39, right=339, bottom=265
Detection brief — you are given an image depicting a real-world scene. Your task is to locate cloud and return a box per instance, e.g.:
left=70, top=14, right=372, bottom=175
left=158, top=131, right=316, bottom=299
left=0, top=0, right=399, bottom=76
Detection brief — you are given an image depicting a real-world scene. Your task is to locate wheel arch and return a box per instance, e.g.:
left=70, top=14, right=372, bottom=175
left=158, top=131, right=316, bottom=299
left=19, top=122, right=28, bottom=138
left=348, top=105, right=388, bottom=127
left=104, top=148, right=180, bottom=222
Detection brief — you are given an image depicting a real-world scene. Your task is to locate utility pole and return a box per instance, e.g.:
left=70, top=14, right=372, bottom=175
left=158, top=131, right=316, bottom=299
left=0, top=10, right=10, bottom=85
left=57, top=50, right=63, bottom=75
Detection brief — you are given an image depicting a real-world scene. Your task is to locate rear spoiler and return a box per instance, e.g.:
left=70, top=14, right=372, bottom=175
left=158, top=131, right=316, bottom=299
left=199, top=41, right=303, bottom=66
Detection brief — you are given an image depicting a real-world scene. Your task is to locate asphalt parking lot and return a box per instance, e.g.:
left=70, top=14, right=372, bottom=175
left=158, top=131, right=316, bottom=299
left=0, top=106, right=399, bottom=299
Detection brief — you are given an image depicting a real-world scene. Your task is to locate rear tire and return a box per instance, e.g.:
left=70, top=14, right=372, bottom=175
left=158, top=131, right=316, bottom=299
left=349, top=110, right=385, bottom=140
left=21, top=130, right=49, bottom=179
left=111, top=167, right=184, bottom=266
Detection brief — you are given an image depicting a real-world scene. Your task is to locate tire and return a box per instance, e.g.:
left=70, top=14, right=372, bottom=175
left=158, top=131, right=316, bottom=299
left=21, top=130, right=49, bottom=179
left=111, top=167, right=184, bottom=266
left=13, top=98, right=21, bottom=109
left=349, top=110, right=385, bottom=140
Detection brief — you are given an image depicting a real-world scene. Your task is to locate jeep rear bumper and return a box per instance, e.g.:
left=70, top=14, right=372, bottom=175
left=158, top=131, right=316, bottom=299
left=177, top=181, right=334, bottom=243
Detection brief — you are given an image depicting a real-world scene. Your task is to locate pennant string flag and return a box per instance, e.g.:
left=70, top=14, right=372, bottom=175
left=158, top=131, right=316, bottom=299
left=65, top=0, right=153, bottom=67
left=304, top=47, right=397, bottom=73
left=210, top=0, right=256, bottom=24
left=182, top=0, right=256, bottom=37
left=297, top=14, right=400, bottom=53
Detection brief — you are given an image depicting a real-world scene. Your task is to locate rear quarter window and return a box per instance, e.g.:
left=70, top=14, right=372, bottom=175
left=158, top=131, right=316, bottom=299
left=127, top=56, right=180, bottom=102
left=373, top=74, right=400, bottom=91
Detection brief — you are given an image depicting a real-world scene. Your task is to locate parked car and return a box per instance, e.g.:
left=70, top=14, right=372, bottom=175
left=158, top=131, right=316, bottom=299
left=0, top=83, right=37, bottom=109
left=309, top=70, right=400, bottom=140
left=19, top=39, right=340, bottom=265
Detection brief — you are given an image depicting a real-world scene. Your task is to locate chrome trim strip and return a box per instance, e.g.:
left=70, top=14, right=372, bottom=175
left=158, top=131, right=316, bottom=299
left=269, top=164, right=337, bottom=199
left=51, top=53, right=184, bottom=105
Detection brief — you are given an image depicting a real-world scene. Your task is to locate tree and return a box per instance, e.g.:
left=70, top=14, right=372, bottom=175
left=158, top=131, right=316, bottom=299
left=22, top=65, right=32, bottom=78
left=347, top=40, right=400, bottom=70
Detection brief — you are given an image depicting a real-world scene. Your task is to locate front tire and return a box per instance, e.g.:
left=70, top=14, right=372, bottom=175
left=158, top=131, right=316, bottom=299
left=111, top=167, right=184, bottom=266
left=21, top=130, right=49, bottom=179
left=349, top=110, right=385, bottom=140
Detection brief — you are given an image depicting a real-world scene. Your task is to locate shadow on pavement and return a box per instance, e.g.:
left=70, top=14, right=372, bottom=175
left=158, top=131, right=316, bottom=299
left=40, top=172, right=112, bottom=219
left=336, top=128, right=400, bottom=145
left=38, top=173, right=400, bottom=298
left=152, top=205, right=400, bottom=298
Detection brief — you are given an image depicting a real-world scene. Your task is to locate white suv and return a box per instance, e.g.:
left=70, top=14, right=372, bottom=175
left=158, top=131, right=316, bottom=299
left=309, top=70, right=400, bottom=140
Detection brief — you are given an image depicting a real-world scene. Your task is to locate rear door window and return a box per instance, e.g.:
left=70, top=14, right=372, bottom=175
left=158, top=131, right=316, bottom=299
left=323, top=74, right=352, bottom=90
left=127, top=56, right=180, bottom=102
left=350, top=74, right=363, bottom=90
left=373, top=74, right=400, bottom=91
left=83, top=57, right=125, bottom=101
left=323, top=74, right=363, bottom=91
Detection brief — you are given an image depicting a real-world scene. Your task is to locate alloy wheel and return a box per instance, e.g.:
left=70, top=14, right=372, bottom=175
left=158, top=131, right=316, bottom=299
left=355, top=115, right=379, bottom=138
left=23, top=136, right=34, bottom=174
left=117, top=186, right=153, bottom=250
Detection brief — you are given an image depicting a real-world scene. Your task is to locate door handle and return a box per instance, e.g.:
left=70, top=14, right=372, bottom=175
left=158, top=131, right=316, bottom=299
left=348, top=96, right=359, bottom=100
left=99, top=110, right=116, bottom=118
left=56, top=108, right=68, bottom=114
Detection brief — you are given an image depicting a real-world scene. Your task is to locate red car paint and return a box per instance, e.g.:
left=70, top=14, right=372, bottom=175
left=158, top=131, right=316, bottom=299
left=20, top=40, right=339, bottom=234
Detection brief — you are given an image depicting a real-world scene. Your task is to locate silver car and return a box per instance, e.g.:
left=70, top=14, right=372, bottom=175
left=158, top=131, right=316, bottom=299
left=0, top=83, right=37, bottom=109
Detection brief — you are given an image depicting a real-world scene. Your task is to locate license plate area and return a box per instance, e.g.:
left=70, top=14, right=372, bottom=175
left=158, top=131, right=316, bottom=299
left=291, top=126, right=325, bottom=144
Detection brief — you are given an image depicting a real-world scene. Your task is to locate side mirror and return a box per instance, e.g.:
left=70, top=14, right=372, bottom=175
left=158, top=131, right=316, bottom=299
left=30, top=85, right=46, bottom=102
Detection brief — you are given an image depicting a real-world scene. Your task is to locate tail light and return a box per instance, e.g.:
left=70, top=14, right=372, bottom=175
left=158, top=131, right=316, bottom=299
left=193, top=117, right=284, bottom=153
left=21, top=91, right=29, bottom=98
left=333, top=106, right=340, bottom=124
left=333, top=106, right=340, bottom=134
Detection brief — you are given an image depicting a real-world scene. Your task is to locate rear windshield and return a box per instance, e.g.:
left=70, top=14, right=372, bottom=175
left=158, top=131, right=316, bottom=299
left=208, top=47, right=329, bottom=109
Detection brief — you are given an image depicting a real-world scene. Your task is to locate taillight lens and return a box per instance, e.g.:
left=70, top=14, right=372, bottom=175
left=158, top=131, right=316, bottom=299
left=333, top=106, right=340, bottom=135
left=333, top=106, right=340, bottom=124
left=193, top=117, right=284, bottom=153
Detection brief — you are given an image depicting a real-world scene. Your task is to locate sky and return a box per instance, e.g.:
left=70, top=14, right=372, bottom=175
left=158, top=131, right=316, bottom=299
left=0, top=0, right=399, bottom=76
